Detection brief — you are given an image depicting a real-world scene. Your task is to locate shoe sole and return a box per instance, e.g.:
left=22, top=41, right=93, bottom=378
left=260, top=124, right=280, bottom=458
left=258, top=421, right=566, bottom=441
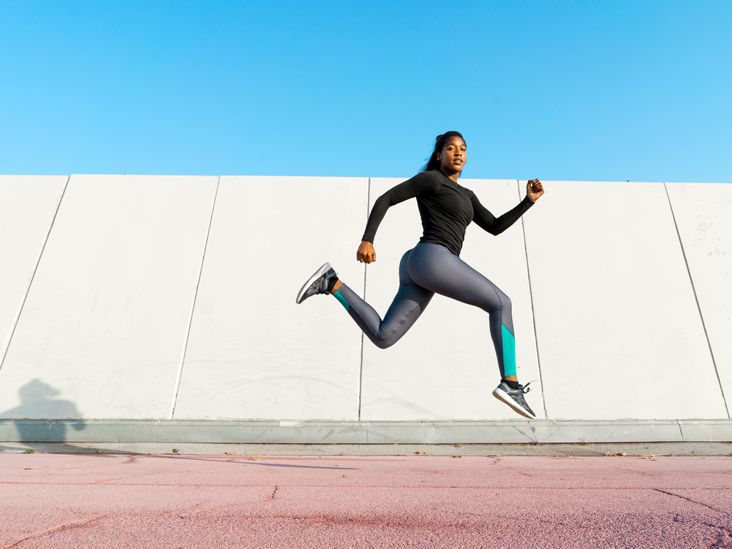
left=295, top=262, right=331, bottom=304
left=492, top=387, right=536, bottom=420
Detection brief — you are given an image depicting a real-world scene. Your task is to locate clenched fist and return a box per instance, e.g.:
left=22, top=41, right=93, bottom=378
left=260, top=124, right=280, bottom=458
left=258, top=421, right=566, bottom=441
left=357, top=241, right=376, bottom=264
left=527, top=179, right=544, bottom=203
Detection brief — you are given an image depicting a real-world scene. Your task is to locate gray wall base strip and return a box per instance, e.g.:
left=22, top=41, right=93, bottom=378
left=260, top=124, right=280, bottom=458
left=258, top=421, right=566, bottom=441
left=1, top=419, right=731, bottom=444
left=678, top=420, right=732, bottom=442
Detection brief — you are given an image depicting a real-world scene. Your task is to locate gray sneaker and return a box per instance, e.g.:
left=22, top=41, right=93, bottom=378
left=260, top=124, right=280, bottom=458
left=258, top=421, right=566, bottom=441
left=296, top=262, right=338, bottom=304
left=492, top=381, right=537, bottom=419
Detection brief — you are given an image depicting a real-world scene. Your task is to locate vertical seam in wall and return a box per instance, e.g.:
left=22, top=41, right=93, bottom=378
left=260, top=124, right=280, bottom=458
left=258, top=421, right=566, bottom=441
left=664, top=182, right=730, bottom=419
left=517, top=179, right=548, bottom=419
left=358, top=177, right=370, bottom=421
left=676, top=419, right=685, bottom=441
left=0, top=175, right=71, bottom=373
left=170, top=176, right=221, bottom=419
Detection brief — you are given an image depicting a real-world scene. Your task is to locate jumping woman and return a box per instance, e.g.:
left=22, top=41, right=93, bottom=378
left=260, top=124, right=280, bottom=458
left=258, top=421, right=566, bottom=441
left=295, top=131, right=545, bottom=419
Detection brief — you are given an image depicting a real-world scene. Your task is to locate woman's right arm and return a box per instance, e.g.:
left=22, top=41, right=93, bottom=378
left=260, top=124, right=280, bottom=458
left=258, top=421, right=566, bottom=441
left=360, top=172, right=438, bottom=244
left=357, top=172, right=438, bottom=264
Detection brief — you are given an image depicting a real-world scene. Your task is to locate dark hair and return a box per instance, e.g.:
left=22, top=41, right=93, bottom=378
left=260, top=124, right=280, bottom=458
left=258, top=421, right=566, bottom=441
left=422, top=131, right=466, bottom=172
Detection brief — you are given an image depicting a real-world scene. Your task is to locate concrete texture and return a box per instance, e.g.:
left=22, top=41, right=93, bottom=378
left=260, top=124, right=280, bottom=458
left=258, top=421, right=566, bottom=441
left=523, top=180, right=725, bottom=420
left=1, top=419, right=731, bottom=444
left=0, top=174, right=219, bottom=419
left=0, top=175, right=731, bottom=443
left=666, top=182, right=732, bottom=417
left=0, top=176, right=67, bottom=369
left=174, top=176, right=368, bottom=420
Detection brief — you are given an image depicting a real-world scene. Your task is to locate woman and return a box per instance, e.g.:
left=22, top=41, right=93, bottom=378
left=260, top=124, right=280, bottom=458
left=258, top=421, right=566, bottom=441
left=295, top=131, right=544, bottom=419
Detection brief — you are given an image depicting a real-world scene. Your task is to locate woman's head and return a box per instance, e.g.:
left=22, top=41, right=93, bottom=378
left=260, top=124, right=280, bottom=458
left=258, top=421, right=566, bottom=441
left=423, top=131, right=467, bottom=174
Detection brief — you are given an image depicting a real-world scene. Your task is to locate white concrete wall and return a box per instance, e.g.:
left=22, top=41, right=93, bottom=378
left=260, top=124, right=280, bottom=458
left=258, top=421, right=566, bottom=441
left=0, top=176, right=68, bottom=367
left=524, top=181, right=725, bottom=420
left=174, top=176, right=367, bottom=420
left=666, top=183, right=732, bottom=417
left=0, top=175, right=218, bottom=419
left=0, top=175, right=729, bottom=423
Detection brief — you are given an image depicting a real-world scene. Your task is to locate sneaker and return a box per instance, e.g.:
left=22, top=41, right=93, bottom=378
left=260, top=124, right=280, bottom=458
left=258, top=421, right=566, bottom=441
left=295, top=262, right=338, bottom=304
left=492, top=381, right=537, bottom=419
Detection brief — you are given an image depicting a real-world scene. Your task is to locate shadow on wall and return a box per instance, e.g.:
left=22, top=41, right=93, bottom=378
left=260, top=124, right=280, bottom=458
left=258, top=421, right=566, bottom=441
left=1, top=378, right=85, bottom=442
left=0, top=380, right=352, bottom=465
left=0, top=379, right=146, bottom=456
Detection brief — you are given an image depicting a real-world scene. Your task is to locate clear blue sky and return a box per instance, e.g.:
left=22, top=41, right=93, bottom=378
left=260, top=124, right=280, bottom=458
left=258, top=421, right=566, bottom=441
left=1, top=1, right=730, bottom=182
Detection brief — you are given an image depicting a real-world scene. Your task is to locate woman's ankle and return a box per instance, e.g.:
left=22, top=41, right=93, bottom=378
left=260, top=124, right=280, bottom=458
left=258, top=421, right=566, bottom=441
left=501, top=377, right=520, bottom=389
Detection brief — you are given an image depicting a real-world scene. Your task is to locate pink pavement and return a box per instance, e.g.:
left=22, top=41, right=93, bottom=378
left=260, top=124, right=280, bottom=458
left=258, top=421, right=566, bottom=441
left=1, top=453, right=731, bottom=548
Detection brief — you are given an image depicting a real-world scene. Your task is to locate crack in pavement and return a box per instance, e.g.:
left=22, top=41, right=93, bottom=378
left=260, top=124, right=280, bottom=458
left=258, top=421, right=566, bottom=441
left=3, top=513, right=111, bottom=548
left=655, top=488, right=729, bottom=516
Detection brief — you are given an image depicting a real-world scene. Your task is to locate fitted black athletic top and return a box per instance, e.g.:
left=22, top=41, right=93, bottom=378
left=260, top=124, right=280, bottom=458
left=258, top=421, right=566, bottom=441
left=361, top=168, right=535, bottom=256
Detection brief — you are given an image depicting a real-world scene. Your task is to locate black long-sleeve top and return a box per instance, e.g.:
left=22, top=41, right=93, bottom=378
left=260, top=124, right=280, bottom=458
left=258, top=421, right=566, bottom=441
left=361, top=168, right=535, bottom=256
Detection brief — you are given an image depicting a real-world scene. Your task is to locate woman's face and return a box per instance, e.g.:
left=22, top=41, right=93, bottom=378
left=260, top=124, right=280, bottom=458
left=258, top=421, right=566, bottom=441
left=438, top=136, right=467, bottom=175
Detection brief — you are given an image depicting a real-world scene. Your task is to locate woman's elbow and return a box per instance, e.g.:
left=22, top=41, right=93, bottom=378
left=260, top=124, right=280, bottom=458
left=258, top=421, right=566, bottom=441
left=374, top=194, right=391, bottom=209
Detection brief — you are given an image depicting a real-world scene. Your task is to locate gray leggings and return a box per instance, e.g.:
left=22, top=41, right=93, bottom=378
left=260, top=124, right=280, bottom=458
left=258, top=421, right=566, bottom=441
left=333, top=241, right=518, bottom=378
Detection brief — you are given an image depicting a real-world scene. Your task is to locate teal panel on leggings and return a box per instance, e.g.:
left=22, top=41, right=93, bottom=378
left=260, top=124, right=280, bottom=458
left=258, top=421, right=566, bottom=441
left=501, top=323, right=516, bottom=377
left=333, top=290, right=350, bottom=310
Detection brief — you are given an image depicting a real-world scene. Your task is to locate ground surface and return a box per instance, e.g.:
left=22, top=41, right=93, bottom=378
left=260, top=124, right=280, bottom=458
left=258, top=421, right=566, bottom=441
left=2, top=441, right=732, bottom=456
left=1, top=444, right=731, bottom=548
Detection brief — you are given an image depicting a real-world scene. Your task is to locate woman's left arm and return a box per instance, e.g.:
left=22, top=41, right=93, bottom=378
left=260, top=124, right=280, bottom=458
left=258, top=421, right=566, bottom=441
left=470, top=179, right=543, bottom=236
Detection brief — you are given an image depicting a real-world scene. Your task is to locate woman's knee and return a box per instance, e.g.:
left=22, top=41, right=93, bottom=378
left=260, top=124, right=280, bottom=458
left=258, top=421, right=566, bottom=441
left=373, top=331, right=399, bottom=349
left=373, top=319, right=414, bottom=348
left=497, top=294, right=513, bottom=317
left=483, top=290, right=511, bottom=315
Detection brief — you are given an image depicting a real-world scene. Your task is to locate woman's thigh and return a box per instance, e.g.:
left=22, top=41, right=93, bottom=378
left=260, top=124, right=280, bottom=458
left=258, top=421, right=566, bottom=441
left=374, top=247, right=434, bottom=346
left=406, top=242, right=508, bottom=312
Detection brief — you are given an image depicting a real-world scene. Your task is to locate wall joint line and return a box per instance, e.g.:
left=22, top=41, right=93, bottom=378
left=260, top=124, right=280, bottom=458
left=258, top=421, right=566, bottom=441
left=0, top=175, right=71, bottom=373
left=357, top=177, right=370, bottom=421
left=170, top=176, right=221, bottom=419
left=663, top=182, right=729, bottom=418
left=517, top=179, right=548, bottom=419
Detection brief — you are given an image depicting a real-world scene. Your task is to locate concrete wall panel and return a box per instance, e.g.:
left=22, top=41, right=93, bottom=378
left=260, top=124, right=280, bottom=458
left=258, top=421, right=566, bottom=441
left=0, top=175, right=218, bottom=419
left=666, top=182, right=732, bottom=417
left=360, top=177, right=542, bottom=420
left=524, top=181, right=726, bottom=419
left=0, top=176, right=67, bottom=364
left=1, top=174, right=729, bottom=432
left=174, top=176, right=368, bottom=420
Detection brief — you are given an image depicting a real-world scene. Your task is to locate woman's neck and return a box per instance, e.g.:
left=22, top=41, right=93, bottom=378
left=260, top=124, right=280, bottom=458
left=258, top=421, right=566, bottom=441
left=438, top=167, right=459, bottom=183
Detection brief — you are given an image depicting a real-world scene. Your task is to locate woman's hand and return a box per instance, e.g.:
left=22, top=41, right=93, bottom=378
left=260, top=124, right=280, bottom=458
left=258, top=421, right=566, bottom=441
left=357, top=241, right=376, bottom=264
left=527, top=179, right=544, bottom=203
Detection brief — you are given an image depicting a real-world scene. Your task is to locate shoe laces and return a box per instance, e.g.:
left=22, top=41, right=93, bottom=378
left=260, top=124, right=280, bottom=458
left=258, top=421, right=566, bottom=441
left=520, top=379, right=538, bottom=394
